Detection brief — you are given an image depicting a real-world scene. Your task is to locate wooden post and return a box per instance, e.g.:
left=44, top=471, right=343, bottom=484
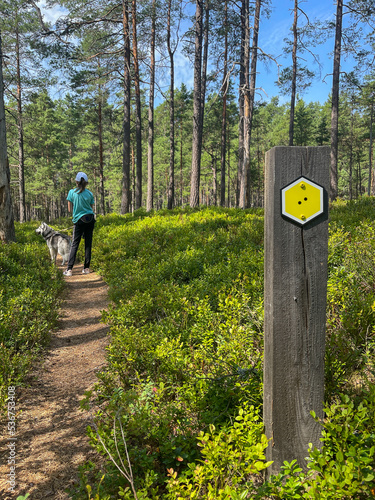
left=264, top=146, right=330, bottom=475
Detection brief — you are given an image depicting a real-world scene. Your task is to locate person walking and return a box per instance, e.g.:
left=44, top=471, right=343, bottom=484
left=63, top=172, right=96, bottom=276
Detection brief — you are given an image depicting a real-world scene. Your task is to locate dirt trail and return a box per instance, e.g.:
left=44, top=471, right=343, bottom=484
left=0, top=260, right=110, bottom=499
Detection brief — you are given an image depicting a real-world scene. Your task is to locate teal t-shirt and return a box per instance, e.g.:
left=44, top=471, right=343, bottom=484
left=67, top=188, right=95, bottom=223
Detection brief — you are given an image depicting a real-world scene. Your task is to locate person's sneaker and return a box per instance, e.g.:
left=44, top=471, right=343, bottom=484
left=63, top=269, right=72, bottom=276
left=82, top=268, right=90, bottom=274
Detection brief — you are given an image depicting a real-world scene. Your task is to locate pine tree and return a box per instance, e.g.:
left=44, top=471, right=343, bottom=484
left=330, top=0, right=343, bottom=201
left=190, top=0, right=204, bottom=207
left=0, top=31, right=15, bottom=241
left=1, top=0, right=48, bottom=222
left=147, top=0, right=156, bottom=212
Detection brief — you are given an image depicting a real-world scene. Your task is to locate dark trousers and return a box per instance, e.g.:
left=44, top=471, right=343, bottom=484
left=67, top=216, right=95, bottom=270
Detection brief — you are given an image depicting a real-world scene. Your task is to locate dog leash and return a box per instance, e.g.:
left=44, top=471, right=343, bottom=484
left=51, top=226, right=74, bottom=234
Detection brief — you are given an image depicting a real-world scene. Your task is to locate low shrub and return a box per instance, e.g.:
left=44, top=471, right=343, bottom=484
left=0, top=222, right=65, bottom=411
left=326, top=199, right=375, bottom=397
left=256, top=390, right=375, bottom=499
left=165, top=404, right=271, bottom=499
left=77, top=200, right=375, bottom=499
left=76, top=207, right=265, bottom=496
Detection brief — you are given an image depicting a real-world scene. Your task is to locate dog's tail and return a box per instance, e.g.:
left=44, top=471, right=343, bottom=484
left=56, top=232, right=72, bottom=244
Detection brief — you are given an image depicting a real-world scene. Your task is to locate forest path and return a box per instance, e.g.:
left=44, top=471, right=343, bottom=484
left=0, top=260, right=110, bottom=500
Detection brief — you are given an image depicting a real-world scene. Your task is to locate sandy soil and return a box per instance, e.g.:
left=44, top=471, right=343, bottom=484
left=0, top=260, right=110, bottom=499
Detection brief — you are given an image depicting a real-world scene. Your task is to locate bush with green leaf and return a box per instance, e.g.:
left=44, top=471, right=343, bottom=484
left=78, top=200, right=375, bottom=499
left=326, top=198, right=375, bottom=396
left=0, top=221, right=65, bottom=410
left=256, top=390, right=375, bottom=499
left=77, top=207, right=265, bottom=495
left=165, top=404, right=271, bottom=499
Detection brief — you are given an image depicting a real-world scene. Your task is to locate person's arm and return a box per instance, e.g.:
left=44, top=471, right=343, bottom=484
left=68, top=201, right=73, bottom=213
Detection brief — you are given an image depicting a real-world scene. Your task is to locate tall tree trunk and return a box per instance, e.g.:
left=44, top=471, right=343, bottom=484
left=246, top=0, right=261, bottom=206
left=227, top=126, right=231, bottom=207
left=147, top=0, right=156, bottom=212
left=239, top=0, right=249, bottom=209
left=237, top=0, right=245, bottom=207
left=358, top=159, right=362, bottom=197
left=349, top=98, right=354, bottom=200
left=98, top=100, right=105, bottom=214
left=220, top=0, right=228, bottom=207
left=15, top=20, right=26, bottom=222
left=368, top=99, right=374, bottom=196
left=131, top=145, right=135, bottom=212
left=190, top=0, right=204, bottom=207
left=132, top=0, right=142, bottom=209
left=330, top=0, right=343, bottom=201
left=121, top=0, right=131, bottom=214
left=167, top=0, right=175, bottom=209
left=201, top=0, right=209, bottom=139
left=257, top=132, right=262, bottom=206
left=289, top=0, right=298, bottom=146
left=98, top=68, right=105, bottom=215
left=211, top=157, right=217, bottom=205
left=180, top=110, right=184, bottom=205
left=0, top=31, right=16, bottom=242
left=239, top=0, right=261, bottom=208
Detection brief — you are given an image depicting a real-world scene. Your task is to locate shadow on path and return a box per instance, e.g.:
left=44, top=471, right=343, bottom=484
left=0, top=261, right=110, bottom=500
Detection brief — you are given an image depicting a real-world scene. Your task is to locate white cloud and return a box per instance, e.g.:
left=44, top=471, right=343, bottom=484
left=156, top=49, right=194, bottom=96
left=174, top=51, right=194, bottom=89
left=36, top=2, right=68, bottom=26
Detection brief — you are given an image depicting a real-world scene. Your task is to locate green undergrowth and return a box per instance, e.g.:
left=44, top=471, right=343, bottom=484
left=77, top=207, right=265, bottom=498
left=327, top=198, right=375, bottom=397
left=0, top=221, right=65, bottom=412
left=72, top=200, right=375, bottom=499
left=4, top=201, right=374, bottom=497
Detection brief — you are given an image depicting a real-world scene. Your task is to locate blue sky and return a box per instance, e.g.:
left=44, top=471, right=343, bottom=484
left=163, top=0, right=361, bottom=106
left=255, top=0, right=340, bottom=105
left=256, top=0, right=335, bottom=104
left=39, top=0, right=365, bottom=106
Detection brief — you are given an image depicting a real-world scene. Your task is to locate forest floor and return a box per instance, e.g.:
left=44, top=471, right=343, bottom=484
left=0, top=259, right=110, bottom=500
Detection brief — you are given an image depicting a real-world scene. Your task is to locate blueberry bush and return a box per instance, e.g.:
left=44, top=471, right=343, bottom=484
left=73, top=201, right=375, bottom=499
left=5, top=200, right=374, bottom=499
left=0, top=222, right=65, bottom=411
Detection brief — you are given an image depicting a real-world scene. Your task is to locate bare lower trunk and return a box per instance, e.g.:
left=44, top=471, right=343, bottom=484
left=121, top=0, right=131, bottom=214
left=147, top=0, right=156, bottom=212
left=16, top=22, right=26, bottom=222
left=289, top=0, right=298, bottom=146
left=190, top=0, right=203, bottom=208
left=0, top=31, right=16, bottom=242
left=132, top=0, right=142, bottom=210
left=241, top=0, right=261, bottom=208
left=368, top=100, right=374, bottom=196
left=200, top=0, right=209, bottom=140
left=167, top=0, right=175, bottom=209
left=98, top=75, right=105, bottom=215
left=330, top=0, right=343, bottom=201
left=239, top=0, right=249, bottom=209
left=220, top=0, right=228, bottom=207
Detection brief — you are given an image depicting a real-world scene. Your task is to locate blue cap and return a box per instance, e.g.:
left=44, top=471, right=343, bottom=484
left=75, top=172, right=88, bottom=183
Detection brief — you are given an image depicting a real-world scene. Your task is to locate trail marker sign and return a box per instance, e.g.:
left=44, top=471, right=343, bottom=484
left=264, top=146, right=330, bottom=476
left=281, top=177, right=324, bottom=225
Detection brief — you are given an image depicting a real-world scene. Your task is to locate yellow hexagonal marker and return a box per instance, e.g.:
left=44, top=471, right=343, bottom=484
left=281, top=176, right=324, bottom=225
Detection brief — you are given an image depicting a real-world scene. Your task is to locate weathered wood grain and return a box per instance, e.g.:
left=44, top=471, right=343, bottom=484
left=263, top=146, right=330, bottom=475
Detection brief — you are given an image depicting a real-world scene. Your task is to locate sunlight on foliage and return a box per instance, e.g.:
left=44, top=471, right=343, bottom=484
left=0, top=222, right=64, bottom=411
left=5, top=201, right=375, bottom=499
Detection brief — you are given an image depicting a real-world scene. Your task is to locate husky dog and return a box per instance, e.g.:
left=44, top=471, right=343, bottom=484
left=35, top=222, right=71, bottom=265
